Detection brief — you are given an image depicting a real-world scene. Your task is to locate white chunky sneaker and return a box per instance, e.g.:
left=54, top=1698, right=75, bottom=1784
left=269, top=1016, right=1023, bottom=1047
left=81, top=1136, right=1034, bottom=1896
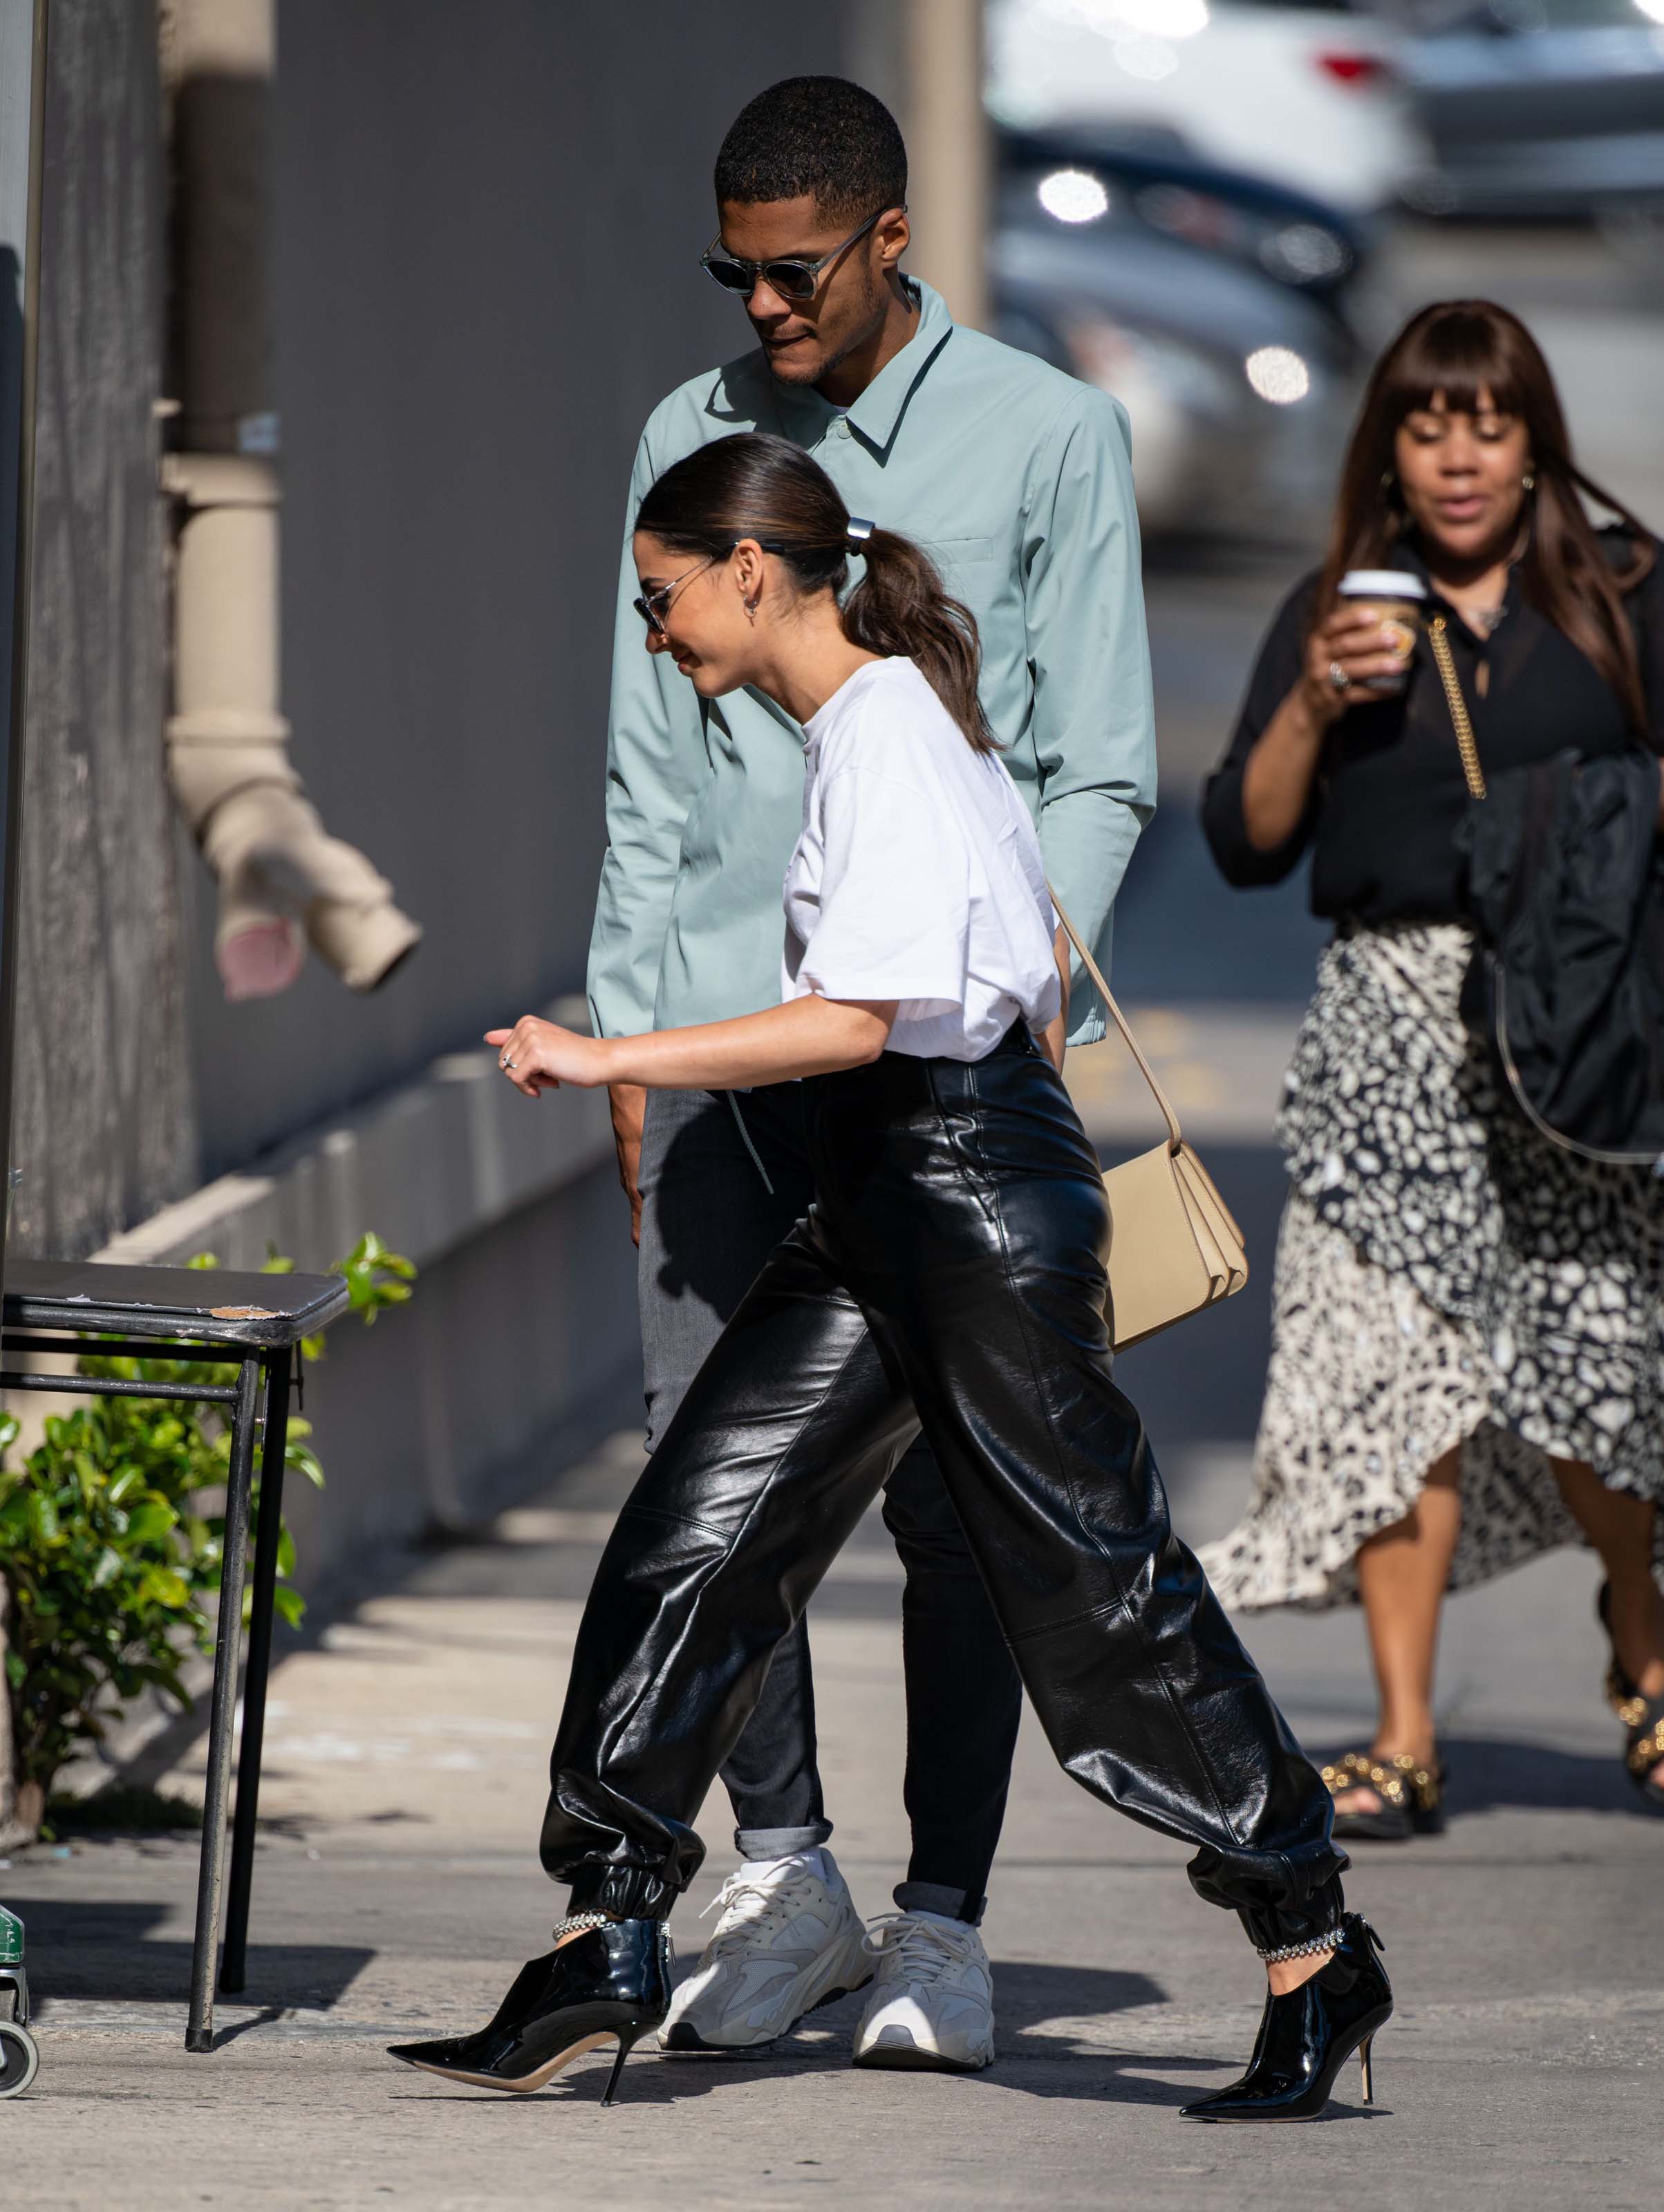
left=660, top=1850, right=873, bottom=2052
left=851, top=1911, right=996, bottom=2073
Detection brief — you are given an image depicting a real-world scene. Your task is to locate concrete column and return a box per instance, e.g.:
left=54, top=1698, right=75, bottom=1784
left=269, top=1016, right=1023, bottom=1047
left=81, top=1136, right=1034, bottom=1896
left=902, top=0, right=989, bottom=330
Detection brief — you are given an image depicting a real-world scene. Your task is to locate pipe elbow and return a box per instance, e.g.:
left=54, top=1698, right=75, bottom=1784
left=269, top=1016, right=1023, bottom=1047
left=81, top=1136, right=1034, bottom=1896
left=188, top=774, right=422, bottom=999
left=165, top=449, right=421, bottom=1000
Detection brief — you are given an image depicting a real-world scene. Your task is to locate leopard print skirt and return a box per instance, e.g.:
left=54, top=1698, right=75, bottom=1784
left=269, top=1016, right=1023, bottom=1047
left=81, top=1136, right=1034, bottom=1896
left=1200, top=921, right=1664, bottom=1612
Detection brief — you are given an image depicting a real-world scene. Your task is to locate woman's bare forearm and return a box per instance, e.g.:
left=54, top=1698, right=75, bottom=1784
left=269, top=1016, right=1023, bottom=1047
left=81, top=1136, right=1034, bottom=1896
left=1036, top=923, right=1070, bottom=1074
left=1240, top=686, right=1329, bottom=852
left=601, top=994, right=895, bottom=1091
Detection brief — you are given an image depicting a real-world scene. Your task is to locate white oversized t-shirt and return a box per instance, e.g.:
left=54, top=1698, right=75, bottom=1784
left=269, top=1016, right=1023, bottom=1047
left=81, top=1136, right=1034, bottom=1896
left=783, top=657, right=1062, bottom=1062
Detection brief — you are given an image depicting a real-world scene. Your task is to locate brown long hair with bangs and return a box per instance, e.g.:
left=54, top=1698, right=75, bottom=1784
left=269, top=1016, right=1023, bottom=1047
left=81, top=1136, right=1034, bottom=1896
left=1318, top=300, right=1656, bottom=738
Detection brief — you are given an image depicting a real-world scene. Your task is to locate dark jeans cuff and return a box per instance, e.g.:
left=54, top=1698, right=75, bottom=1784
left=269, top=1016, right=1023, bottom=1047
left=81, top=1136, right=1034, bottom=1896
left=734, top=1822, right=834, bottom=1862
left=567, top=1862, right=678, bottom=1923
left=895, top=1880, right=984, bottom=1927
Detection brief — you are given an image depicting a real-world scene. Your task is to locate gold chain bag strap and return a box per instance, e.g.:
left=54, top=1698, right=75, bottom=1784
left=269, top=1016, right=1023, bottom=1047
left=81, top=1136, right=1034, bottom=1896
left=1049, top=890, right=1248, bottom=1351
left=1428, top=614, right=1488, bottom=800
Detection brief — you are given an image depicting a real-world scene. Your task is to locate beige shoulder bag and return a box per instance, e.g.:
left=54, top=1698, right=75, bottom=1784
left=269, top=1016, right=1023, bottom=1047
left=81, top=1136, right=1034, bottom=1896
left=1050, top=892, right=1249, bottom=1351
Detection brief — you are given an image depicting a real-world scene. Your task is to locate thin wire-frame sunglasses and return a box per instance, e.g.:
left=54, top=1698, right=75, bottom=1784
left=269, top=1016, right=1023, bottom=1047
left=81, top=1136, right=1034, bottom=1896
left=632, top=556, right=717, bottom=637
left=632, top=540, right=796, bottom=635
left=698, top=205, right=899, bottom=301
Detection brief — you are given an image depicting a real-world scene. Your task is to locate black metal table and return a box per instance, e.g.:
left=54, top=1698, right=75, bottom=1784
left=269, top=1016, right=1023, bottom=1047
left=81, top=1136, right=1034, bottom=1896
left=1, top=1257, right=351, bottom=2051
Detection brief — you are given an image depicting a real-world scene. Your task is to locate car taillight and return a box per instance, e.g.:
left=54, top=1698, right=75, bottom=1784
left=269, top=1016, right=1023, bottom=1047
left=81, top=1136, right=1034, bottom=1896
left=1316, top=52, right=1389, bottom=86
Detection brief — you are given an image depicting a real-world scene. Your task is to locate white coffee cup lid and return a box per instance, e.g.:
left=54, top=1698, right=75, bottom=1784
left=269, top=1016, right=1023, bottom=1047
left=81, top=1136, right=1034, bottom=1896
left=1338, top=570, right=1426, bottom=598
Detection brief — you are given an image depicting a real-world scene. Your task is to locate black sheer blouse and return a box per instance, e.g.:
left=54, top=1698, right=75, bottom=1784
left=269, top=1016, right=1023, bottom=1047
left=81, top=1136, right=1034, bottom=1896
left=1202, top=529, right=1664, bottom=925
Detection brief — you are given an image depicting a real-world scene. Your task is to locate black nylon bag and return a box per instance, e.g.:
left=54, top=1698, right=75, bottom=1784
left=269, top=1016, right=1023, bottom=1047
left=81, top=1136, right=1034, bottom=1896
left=1457, top=748, right=1664, bottom=1165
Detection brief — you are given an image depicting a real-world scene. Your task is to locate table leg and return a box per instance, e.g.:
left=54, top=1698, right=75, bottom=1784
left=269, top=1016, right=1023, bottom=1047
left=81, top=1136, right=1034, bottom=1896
left=186, top=1353, right=261, bottom=2054
left=220, top=1351, right=290, bottom=1996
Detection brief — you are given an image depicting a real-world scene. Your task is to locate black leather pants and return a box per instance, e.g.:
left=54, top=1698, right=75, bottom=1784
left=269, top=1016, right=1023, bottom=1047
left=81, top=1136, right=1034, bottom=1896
left=543, top=1027, right=1347, bottom=1952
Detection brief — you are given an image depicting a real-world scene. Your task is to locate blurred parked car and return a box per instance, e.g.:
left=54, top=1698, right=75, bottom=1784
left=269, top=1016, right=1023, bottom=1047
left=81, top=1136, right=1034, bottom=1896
left=1392, top=0, right=1664, bottom=223
left=987, top=0, right=1425, bottom=210
left=1001, top=125, right=1376, bottom=315
left=991, top=138, right=1367, bottom=535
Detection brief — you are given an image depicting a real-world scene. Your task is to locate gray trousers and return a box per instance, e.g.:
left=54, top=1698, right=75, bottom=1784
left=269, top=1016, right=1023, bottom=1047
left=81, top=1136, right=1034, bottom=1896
left=636, top=1080, right=1025, bottom=1922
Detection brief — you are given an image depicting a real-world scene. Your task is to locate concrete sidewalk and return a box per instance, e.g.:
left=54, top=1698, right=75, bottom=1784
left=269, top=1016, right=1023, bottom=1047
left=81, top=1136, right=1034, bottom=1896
left=3, top=1423, right=1657, bottom=2211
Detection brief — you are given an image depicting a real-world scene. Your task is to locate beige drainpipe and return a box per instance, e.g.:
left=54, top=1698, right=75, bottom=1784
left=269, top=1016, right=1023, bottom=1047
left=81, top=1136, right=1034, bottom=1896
left=159, top=0, right=420, bottom=999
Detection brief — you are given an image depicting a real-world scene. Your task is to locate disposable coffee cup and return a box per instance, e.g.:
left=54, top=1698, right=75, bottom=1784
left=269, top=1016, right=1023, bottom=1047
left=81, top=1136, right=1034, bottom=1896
left=1337, top=570, right=1425, bottom=695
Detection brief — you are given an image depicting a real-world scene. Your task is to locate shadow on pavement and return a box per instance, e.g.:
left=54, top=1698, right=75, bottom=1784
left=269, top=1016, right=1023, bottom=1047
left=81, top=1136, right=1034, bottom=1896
left=384, top=1964, right=1397, bottom=2117
left=987, top=1958, right=1161, bottom=2033
left=394, top=1963, right=1222, bottom=2113
left=393, top=2075, right=1386, bottom=2119
left=12, top=1897, right=373, bottom=2009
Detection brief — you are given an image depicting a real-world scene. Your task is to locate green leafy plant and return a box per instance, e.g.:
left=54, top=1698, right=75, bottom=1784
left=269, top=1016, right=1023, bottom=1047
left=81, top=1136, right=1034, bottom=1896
left=0, top=1235, right=415, bottom=1839
left=261, top=1231, right=415, bottom=1350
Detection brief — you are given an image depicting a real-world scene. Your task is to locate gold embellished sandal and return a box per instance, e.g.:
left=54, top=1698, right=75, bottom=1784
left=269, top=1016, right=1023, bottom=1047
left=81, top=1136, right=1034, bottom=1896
left=1322, top=1748, right=1446, bottom=1842
left=1597, top=1584, right=1664, bottom=1812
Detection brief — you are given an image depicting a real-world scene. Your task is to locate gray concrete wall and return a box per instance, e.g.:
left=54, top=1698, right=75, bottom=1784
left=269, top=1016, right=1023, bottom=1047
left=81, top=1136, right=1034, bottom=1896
left=189, top=0, right=856, bottom=1177
left=280, top=1163, right=644, bottom=1598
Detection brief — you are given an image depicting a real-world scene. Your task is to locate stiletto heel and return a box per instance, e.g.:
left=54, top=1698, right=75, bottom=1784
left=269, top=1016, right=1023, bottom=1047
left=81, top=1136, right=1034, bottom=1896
left=389, top=1918, right=671, bottom=2097
left=1179, top=1914, right=1392, bottom=2124
left=599, top=2024, right=645, bottom=2108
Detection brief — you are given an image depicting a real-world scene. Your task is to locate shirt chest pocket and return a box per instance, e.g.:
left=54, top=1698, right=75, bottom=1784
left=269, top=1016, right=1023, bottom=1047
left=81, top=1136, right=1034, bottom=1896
left=917, top=536, right=995, bottom=601
left=916, top=542, right=995, bottom=624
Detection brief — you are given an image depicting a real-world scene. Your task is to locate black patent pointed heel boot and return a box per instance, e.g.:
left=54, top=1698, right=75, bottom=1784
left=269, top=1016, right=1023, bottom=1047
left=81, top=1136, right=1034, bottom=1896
left=388, top=1916, right=671, bottom=2101
left=1179, top=1913, right=1392, bottom=2124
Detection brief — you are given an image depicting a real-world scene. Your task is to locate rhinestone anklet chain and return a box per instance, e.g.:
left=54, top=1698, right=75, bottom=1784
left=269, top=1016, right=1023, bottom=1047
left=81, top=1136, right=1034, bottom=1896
left=551, top=1912, right=615, bottom=1942
left=1257, top=1926, right=1343, bottom=1965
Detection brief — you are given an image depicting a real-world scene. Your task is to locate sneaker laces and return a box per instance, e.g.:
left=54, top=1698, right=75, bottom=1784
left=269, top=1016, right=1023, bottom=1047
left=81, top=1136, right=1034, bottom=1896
left=862, top=1911, right=982, bottom=1985
left=700, top=1866, right=823, bottom=1957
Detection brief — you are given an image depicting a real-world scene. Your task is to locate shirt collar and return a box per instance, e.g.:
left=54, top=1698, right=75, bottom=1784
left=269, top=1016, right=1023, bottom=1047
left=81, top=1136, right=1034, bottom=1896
left=773, top=279, right=955, bottom=458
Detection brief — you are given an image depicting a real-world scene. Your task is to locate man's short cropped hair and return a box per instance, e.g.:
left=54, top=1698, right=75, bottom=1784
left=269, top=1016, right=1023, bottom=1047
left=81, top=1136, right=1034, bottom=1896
left=713, top=77, right=907, bottom=223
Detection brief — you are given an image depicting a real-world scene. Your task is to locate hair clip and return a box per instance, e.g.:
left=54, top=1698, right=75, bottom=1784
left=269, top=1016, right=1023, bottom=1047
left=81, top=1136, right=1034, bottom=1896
left=845, top=516, right=875, bottom=547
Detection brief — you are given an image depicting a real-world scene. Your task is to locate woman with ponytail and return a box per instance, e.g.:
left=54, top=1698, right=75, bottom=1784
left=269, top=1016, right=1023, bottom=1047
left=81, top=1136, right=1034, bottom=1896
left=389, top=433, right=1386, bottom=2123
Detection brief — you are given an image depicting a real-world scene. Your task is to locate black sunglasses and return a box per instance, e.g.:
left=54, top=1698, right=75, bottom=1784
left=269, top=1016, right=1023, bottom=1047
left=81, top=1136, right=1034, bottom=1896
left=699, top=205, right=899, bottom=301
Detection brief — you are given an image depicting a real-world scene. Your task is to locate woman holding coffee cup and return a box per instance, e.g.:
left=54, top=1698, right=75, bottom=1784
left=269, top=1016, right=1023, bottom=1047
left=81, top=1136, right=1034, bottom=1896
left=1200, top=299, right=1664, bottom=1835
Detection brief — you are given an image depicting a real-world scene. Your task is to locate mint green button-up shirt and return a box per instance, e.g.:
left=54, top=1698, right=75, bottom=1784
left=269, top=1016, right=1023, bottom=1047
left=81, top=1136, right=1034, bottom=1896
left=586, top=281, right=1156, bottom=1048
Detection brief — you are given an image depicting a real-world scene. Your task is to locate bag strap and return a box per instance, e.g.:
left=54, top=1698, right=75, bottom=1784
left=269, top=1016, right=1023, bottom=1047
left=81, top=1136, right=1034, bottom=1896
left=1048, top=887, right=1184, bottom=1151
left=1428, top=615, right=1488, bottom=801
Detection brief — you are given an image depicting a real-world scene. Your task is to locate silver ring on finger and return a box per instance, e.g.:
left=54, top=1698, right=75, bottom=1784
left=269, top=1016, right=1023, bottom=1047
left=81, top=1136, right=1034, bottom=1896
left=1327, top=660, right=1349, bottom=693
left=502, top=1056, right=517, bottom=1071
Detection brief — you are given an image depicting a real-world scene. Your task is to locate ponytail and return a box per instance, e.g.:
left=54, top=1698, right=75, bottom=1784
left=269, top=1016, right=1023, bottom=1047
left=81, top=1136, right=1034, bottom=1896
left=637, top=431, right=995, bottom=754
left=843, top=529, right=995, bottom=755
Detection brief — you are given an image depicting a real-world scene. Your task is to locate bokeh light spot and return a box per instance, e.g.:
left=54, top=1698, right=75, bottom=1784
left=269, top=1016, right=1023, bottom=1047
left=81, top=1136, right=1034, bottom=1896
left=1244, top=346, right=1311, bottom=404
left=1037, top=169, right=1111, bottom=225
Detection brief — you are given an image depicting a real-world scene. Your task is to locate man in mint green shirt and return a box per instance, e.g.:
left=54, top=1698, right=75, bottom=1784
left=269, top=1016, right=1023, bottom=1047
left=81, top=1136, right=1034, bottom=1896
left=581, top=77, right=1154, bottom=2070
